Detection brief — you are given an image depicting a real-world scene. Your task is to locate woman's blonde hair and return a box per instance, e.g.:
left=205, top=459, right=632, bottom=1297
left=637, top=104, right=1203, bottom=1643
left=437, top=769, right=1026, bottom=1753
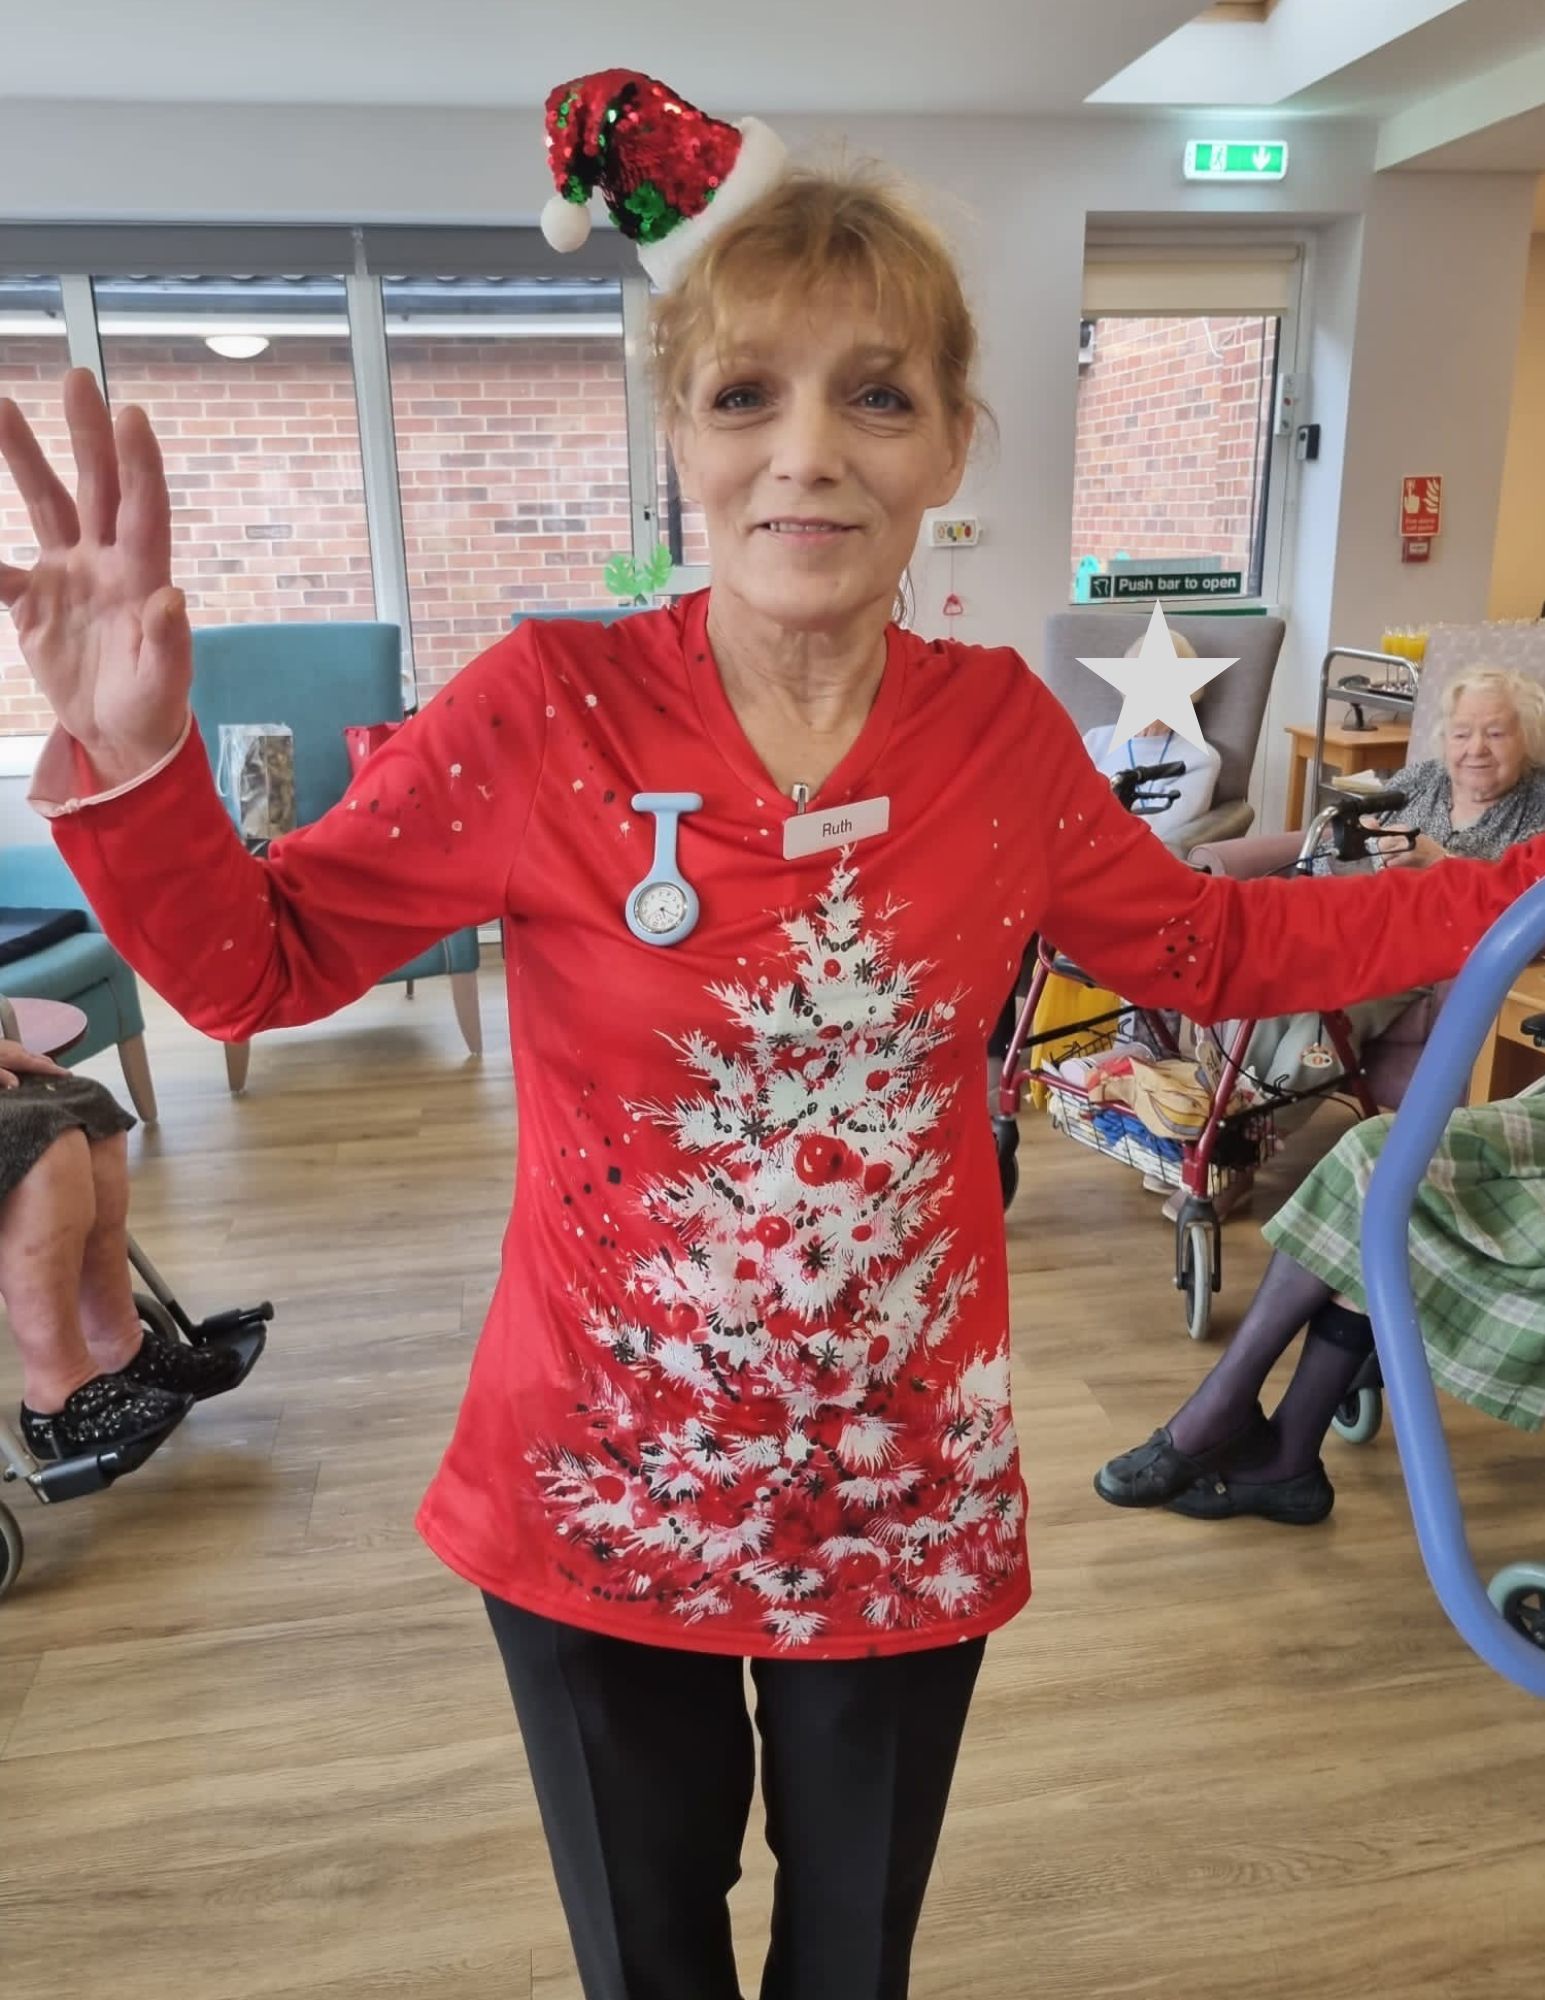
left=1435, top=666, right=1545, bottom=765
left=651, top=163, right=988, bottom=432
left=1125, top=631, right=1197, bottom=660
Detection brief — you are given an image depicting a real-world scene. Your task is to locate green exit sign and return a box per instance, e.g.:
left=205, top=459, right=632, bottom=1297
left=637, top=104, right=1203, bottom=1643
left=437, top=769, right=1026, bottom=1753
left=1184, top=139, right=1288, bottom=182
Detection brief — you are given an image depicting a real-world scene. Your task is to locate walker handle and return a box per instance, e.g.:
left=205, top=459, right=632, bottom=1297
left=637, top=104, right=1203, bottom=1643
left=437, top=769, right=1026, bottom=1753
left=1361, top=874, right=1545, bottom=1696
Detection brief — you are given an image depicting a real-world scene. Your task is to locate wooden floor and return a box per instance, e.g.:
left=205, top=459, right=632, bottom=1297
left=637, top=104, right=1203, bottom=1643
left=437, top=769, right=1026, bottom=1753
left=2, top=970, right=1542, bottom=1999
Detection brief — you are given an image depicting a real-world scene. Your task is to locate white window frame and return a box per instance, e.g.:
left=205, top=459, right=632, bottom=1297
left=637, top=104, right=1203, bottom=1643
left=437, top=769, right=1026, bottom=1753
left=1074, top=232, right=1308, bottom=616
left=620, top=269, right=710, bottom=597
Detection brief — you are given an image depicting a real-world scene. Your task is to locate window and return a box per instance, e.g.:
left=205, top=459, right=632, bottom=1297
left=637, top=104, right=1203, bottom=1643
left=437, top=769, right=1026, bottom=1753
left=0, top=278, right=68, bottom=733
left=1070, top=247, right=1299, bottom=606
left=0, top=226, right=682, bottom=734
left=659, top=429, right=711, bottom=573
left=95, top=275, right=375, bottom=636
left=1071, top=314, right=1279, bottom=599
left=382, top=273, right=631, bottom=698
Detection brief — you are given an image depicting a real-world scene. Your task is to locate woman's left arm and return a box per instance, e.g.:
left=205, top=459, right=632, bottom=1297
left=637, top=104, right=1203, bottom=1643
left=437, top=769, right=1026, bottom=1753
left=1030, top=685, right=1545, bottom=1025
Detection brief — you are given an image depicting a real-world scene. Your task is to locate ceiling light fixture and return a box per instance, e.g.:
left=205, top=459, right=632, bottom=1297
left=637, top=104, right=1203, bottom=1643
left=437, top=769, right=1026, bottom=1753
left=204, top=333, right=270, bottom=360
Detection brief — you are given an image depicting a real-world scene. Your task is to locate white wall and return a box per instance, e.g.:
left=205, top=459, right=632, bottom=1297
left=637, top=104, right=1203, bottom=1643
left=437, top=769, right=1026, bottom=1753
left=1328, top=172, right=1536, bottom=651
left=1490, top=233, right=1545, bottom=620
left=0, top=99, right=1537, bottom=838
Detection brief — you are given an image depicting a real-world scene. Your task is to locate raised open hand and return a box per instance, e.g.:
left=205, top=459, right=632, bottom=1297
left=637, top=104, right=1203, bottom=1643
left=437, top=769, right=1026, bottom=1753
left=0, top=367, right=191, bottom=788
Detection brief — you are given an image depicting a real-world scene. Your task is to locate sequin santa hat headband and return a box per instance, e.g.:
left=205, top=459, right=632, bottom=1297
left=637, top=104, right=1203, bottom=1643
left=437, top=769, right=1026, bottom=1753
left=540, top=69, right=788, bottom=290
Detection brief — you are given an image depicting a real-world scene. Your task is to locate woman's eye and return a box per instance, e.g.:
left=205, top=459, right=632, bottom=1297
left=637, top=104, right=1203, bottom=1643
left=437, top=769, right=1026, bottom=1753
left=712, top=385, right=764, bottom=413
left=856, top=385, right=911, bottom=413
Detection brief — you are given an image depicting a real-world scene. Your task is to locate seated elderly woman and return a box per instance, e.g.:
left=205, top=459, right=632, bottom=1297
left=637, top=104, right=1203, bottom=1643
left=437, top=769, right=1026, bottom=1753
left=1176, top=665, right=1545, bottom=1220
left=1095, top=1090, right=1545, bottom=1524
left=0, top=1031, right=251, bottom=1461
left=1081, top=632, right=1222, bottom=850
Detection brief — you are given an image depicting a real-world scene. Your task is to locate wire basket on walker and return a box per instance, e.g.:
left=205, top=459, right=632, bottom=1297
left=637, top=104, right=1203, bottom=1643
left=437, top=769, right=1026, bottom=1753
left=994, top=775, right=1415, bottom=1341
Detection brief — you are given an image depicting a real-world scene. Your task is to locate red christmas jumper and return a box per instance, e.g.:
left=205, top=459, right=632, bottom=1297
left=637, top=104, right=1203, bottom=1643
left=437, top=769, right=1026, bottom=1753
left=35, top=594, right=1545, bottom=1657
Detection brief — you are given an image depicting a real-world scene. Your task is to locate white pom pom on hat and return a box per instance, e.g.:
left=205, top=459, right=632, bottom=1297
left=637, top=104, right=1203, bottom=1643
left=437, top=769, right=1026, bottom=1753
left=541, top=192, right=593, bottom=254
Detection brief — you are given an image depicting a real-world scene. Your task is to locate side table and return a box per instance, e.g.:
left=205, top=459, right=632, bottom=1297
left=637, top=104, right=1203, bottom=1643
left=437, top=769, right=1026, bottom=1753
left=1285, top=720, right=1411, bottom=830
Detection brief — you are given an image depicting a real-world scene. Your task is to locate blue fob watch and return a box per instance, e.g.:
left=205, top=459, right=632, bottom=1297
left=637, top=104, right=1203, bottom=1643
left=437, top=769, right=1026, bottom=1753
left=625, top=792, right=702, bottom=947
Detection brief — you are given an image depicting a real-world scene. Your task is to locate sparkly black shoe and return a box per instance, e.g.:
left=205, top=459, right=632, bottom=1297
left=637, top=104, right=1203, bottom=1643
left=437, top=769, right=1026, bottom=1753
left=20, top=1374, right=190, bottom=1462
left=118, top=1319, right=263, bottom=1402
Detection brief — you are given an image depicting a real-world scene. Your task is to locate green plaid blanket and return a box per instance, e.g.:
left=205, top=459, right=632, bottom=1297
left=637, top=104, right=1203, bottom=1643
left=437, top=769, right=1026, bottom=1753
left=1263, top=1098, right=1545, bottom=1432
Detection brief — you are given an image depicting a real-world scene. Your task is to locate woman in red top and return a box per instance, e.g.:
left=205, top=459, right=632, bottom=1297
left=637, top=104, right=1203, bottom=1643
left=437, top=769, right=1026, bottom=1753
left=4, top=129, right=1545, bottom=2000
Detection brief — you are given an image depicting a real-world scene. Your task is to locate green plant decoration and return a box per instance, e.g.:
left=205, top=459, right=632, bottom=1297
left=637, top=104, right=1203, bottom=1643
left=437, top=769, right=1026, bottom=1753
left=604, top=543, right=675, bottom=604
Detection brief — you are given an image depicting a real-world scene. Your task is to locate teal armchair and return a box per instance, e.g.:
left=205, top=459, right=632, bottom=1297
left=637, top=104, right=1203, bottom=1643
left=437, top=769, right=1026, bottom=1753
left=0, top=843, right=157, bottom=1122
left=190, top=621, right=482, bottom=1094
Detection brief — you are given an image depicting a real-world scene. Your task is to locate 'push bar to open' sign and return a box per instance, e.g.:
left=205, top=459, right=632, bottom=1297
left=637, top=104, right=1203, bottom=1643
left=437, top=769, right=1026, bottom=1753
left=1089, top=570, right=1244, bottom=601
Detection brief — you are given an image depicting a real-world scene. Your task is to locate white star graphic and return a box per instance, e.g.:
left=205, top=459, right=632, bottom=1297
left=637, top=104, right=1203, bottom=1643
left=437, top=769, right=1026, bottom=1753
left=1076, top=603, right=1238, bottom=752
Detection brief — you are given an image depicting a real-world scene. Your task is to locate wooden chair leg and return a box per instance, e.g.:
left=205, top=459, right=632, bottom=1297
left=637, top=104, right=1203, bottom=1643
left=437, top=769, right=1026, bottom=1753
left=117, top=1033, right=159, bottom=1126
left=450, top=969, right=482, bottom=1056
left=224, top=1039, right=252, bottom=1096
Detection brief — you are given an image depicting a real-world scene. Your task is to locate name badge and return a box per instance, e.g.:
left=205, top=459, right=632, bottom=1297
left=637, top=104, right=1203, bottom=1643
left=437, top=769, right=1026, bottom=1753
left=782, top=794, right=891, bottom=860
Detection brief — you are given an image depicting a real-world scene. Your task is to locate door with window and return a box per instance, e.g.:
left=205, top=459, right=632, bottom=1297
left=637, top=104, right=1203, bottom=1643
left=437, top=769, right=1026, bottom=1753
left=1070, top=247, right=1302, bottom=609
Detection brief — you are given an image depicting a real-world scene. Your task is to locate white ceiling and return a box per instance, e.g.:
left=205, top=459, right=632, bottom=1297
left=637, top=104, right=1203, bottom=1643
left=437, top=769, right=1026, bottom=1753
left=1285, top=0, right=1545, bottom=113
left=3, top=0, right=1544, bottom=172
left=0, top=0, right=1204, bottom=115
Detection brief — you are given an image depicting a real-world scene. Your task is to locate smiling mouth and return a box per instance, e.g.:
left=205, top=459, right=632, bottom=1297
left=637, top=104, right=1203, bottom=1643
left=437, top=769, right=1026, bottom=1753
left=757, top=520, right=857, bottom=536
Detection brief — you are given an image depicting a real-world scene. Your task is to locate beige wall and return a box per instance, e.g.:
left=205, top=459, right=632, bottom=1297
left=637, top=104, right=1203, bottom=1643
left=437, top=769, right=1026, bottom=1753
left=1490, top=232, right=1545, bottom=621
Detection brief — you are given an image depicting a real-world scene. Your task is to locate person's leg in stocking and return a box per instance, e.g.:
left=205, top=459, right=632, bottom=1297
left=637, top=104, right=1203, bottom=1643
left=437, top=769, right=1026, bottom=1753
left=1095, top=1249, right=1335, bottom=1506
left=1164, top=1301, right=1368, bottom=1522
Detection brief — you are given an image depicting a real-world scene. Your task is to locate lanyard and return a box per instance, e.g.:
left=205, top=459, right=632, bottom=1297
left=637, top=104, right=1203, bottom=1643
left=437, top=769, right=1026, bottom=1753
left=1124, top=729, right=1175, bottom=772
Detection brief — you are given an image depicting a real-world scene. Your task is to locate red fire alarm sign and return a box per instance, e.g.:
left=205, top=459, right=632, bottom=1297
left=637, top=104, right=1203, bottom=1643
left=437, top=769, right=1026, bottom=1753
left=1401, top=537, right=1433, bottom=565
left=1401, top=475, right=1442, bottom=540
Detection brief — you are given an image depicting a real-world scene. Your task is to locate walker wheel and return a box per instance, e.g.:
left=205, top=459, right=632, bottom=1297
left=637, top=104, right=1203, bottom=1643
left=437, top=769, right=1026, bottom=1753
left=0, top=1503, right=23, bottom=1602
left=1487, top=1564, right=1545, bottom=1651
left=1331, top=1386, right=1384, bottom=1446
left=1179, top=1218, right=1215, bottom=1341
left=993, top=1117, right=1020, bottom=1210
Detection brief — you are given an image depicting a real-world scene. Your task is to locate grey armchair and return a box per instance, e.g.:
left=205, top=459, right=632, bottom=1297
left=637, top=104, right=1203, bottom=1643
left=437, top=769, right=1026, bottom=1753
left=1039, top=611, right=1286, bottom=855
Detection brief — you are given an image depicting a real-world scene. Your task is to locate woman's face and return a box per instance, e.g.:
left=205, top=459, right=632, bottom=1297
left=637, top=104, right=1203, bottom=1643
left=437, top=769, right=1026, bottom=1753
left=1443, top=688, right=1529, bottom=802
left=670, top=290, right=971, bottom=637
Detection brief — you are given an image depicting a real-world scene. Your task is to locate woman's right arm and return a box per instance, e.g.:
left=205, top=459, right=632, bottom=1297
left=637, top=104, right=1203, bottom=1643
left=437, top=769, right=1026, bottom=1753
left=1, top=370, right=544, bottom=1040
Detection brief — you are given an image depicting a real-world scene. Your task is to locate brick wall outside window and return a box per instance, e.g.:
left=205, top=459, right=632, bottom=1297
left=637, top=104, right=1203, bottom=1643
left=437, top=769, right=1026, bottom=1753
left=387, top=334, right=629, bottom=692
left=0, top=330, right=708, bottom=737
left=1070, top=315, right=1279, bottom=595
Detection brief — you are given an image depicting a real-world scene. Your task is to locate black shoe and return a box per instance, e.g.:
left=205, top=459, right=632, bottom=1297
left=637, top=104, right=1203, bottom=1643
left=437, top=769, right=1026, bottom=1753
left=20, top=1374, right=191, bottom=1462
left=1094, top=1405, right=1267, bottom=1509
left=119, top=1319, right=261, bottom=1402
left=1166, top=1461, right=1335, bottom=1526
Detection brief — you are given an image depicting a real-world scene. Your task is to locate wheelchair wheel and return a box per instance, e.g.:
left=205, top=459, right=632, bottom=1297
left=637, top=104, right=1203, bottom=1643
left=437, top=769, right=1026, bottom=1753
left=993, top=1116, right=1020, bottom=1210
left=1487, top=1564, right=1545, bottom=1651
left=1331, top=1386, right=1384, bottom=1446
left=1179, top=1219, right=1214, bottom=1342
left=0, top=1502, right=22, bottom=1602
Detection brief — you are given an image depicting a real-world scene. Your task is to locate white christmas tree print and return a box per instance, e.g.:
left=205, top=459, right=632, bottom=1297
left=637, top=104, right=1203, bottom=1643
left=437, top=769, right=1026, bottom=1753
left=533, top=858, right=1021, bottom=1646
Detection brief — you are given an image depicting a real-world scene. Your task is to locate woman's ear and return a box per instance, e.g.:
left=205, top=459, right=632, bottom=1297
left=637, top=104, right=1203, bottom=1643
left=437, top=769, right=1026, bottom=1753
left=926, top=407, right=975, bottom=510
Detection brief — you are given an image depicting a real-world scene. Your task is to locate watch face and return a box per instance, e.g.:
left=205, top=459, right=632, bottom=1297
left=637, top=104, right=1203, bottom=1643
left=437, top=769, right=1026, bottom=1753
left=633, top=880, right=689, bottom=936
